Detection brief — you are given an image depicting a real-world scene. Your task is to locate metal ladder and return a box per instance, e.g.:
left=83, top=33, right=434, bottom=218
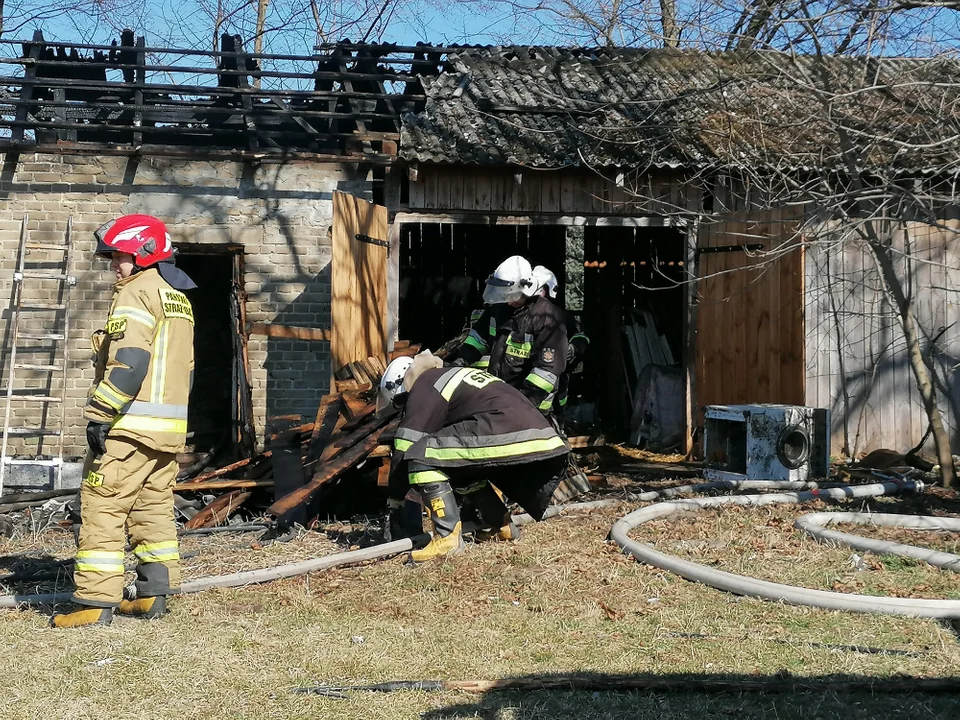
left=0, top=215, right=75, bottom=494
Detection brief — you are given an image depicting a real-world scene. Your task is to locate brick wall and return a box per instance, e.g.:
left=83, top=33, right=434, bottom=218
left=0, top=152, right=372, bottom=458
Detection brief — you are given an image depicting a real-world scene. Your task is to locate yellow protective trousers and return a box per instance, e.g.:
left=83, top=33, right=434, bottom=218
left=74, top=437, right=181, bottom=607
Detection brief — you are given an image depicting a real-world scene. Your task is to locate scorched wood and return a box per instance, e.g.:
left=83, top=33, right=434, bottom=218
left=266, top=419, right=398, bottom=518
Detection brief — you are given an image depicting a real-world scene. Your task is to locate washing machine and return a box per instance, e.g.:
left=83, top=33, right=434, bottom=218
left=703, top=404, right=830, bottom=481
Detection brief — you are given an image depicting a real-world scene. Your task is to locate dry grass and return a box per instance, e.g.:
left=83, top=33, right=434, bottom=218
left=606, top=444, right=687, bottom=464
left=0, top=482, right=958, bottom=719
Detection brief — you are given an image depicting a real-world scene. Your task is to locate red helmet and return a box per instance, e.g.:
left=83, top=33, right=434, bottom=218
left=94, top=214, right=173, bottom=268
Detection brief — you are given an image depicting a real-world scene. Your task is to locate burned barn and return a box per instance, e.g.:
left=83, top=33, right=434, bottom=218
left=0, top=37, right=958, bottom=488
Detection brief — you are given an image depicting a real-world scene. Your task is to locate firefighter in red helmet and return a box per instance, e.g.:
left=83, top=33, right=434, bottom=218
left=52, top=215, right=197, bottom=628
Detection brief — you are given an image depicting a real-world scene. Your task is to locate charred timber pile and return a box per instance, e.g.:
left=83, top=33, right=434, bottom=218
left=171, top=336, right=464, bottom=530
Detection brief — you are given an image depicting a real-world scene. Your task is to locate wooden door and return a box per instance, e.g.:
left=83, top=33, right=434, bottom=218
left=331, top=192, right=389, bottom=372
left=695, top=207, right=805, bottom=418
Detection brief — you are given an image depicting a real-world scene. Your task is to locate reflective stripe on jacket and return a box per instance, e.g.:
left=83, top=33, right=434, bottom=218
left=85, top=268, right=195, bottom=453
left=389, top=366, right=570, bottom=498
left=454, top=298, right=568, bottom=413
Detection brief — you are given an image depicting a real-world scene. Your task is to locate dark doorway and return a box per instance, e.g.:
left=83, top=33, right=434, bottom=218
left=398, top=223, right=567, bottom=350
left=583, top=225, right=686, bottom=429
left=175, top=252, right=236, bottom=454
left=397, top=221, right=687, bottom=436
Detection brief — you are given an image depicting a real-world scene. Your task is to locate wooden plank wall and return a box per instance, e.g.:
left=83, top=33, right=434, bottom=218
left=804, top=217, right=960, bottom=456
left=331, top=191, right=389, bottom=369
left=406, top=166, right=701, bottom=215
left=695, top=208, right=805, bottom=418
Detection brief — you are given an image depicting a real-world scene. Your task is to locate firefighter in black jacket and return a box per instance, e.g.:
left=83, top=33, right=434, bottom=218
left=532, top=265, right=590, bottom=424
left=379, top=352, right=571, bottom=562
left=453, top=255, right=568, bottom=416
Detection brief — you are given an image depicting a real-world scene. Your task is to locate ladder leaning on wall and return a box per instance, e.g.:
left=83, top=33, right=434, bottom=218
left=0, top=215, right=75, bottom=494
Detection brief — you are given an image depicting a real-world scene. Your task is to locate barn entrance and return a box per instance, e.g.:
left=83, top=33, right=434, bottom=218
left=397, top=220, right=688, bottom=439
left=175, top=248, right=253, bottom=461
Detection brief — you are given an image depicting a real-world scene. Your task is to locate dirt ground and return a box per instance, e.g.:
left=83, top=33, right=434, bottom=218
left=0, top=469, right=958, bottom=720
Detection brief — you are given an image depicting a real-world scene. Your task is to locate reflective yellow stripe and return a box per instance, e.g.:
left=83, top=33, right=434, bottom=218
left=538, top=395, right=555, bottom=411
left=505, top=339, right=532, bottom=358
left=471, top=356, right=490, bottom=369
left=394, top=438, right=413, bottom=452
left=134, top=540, right=180, bottom=563
left=409, top=469, right=449, bottom=485
left=423, top=435, right=567, bottom=462
left=464, top=334, right=487, bottom=352
left=559, top=395, right=569, bottom=407
left=112, top=415, right=188, bottom=434
left=93, top=382, right=132, bottom=411
left=439, top=367, right=473, bottom=401
left=75, top=550, right=125, bottom=574
left=525, top=372, right=555, bottom=393
left=151, top=320, right=169, bottom=403
left=112, top=306, right=156, bottom=330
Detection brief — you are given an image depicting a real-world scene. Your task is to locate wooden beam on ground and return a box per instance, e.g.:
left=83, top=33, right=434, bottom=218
left=317, top=409, right=393, bottom=465
left=304, top=394, right=344, bottom=466
left=267, top=419, right=398, bottom=518
left=174, top=479, right=273, bottom=491
left=188, top=453, right=270, bottom=484
left=0, top=488, right=76, bottom=504
left=247, top=322, right=331, bottom=341
left=183, top=490, right=252, bottom=529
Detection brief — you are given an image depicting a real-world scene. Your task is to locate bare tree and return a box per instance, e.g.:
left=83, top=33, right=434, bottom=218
left=568, top=2, right=960, bottom=483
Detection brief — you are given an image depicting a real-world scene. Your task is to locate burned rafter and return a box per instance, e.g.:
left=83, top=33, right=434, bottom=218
left=0, top=34, right=438, bottom=157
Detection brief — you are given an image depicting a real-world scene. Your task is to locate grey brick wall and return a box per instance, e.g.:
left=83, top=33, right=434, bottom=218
left=0, top=153, right=372, bottom=458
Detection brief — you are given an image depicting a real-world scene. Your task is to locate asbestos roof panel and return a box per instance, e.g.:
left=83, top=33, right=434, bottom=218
left=400, top=47, right=960, bottom=170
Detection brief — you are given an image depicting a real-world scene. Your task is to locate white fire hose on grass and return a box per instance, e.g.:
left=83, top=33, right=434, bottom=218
left=610, top=479, right=960, bottom=619
left=2, top=478, right=957, bottom=618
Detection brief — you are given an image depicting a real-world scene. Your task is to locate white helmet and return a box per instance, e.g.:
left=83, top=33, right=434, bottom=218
left=377, top=351, right=444, bottom=413
left=377, top=356, right=414, bottom=413
left=482, top=255, right=536, bottom=304
left=532, top=265, right=558, bottom=299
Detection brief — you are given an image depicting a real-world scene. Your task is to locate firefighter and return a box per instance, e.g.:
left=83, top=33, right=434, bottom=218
left=453, top=255, right=568, bottom=416
left=531, top=265, right=590, bottom=424
left=52, top=215, right=196, bottom=628
left=380, top=352, right=571, bottom=562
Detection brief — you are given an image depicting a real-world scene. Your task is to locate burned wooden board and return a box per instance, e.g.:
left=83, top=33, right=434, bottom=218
left=183, top=490, right=252, bottom=529
left=266, top=419, right=398, bottom=518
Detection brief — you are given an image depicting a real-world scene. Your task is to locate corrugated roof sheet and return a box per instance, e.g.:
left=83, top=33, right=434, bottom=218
left=400, top=47, right=960, bottom=170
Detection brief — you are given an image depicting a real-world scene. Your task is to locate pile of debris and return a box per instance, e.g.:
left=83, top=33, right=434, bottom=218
left=172, top=334, right=472, bottom=531
left=0, top=332, right=593, bottom=538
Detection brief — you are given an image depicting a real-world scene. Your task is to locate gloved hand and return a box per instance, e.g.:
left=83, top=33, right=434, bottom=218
left=86, top=421, right=110, bottom=456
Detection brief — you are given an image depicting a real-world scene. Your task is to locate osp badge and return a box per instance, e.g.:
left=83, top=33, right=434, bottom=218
left=540, top=347, right=555, bottom=364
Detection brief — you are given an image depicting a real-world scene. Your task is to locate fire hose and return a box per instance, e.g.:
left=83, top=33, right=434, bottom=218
left=1, top=480, right=957, bottom=618
left=610, top=479, right=960, bottom=618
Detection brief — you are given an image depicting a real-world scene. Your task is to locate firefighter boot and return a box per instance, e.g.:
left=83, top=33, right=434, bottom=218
left=471, top=484, right=522, bottom=543
left=118, top=595, right=167, bottom=619
left=409, top=482, right=464, bottom=562
left=50, top=605, right=113, bottom=628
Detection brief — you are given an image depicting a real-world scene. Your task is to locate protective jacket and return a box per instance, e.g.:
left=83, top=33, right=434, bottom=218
left=557, top=309, right=589, bottom=410
left=456, top=297, right=568, bottom=413
left=389, top=366, right=570, bottom=494
left=85, top=268, right=195, bottom=453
